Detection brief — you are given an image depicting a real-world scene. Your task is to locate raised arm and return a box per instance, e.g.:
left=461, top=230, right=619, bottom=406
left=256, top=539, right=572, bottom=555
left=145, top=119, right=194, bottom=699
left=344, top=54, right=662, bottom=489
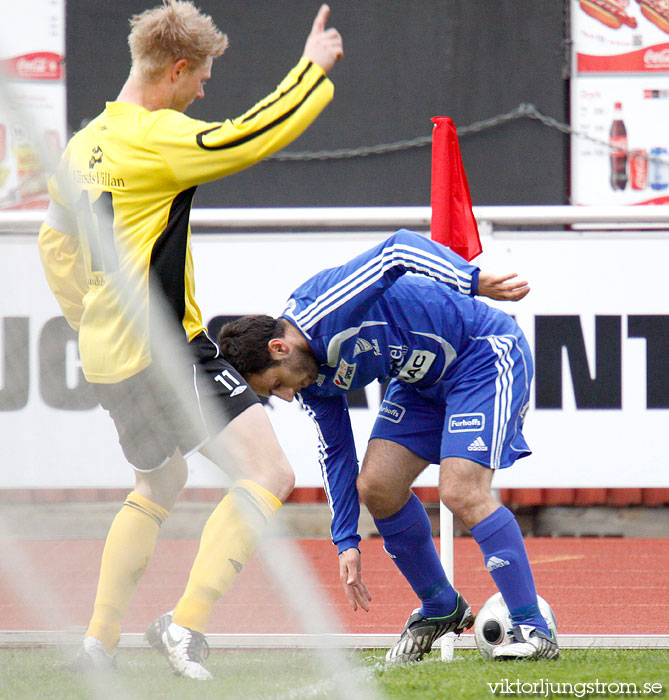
left=157, top=6, right=343, bottom=187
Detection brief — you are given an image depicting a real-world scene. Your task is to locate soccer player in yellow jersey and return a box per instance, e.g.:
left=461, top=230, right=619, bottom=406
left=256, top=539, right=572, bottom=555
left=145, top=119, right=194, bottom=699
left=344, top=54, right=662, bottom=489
left=37, top=0, right=342, bottom=679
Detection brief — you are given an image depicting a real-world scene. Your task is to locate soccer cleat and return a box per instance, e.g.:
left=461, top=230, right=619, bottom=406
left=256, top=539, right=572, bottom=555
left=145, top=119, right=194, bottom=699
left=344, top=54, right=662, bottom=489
left=492, top=624, right=560, bottom=660
left=145, top=612, right=212, bottom=680
left=67, top=636, right=117, bottom=673
left=385, top=593, right=475, bottom=664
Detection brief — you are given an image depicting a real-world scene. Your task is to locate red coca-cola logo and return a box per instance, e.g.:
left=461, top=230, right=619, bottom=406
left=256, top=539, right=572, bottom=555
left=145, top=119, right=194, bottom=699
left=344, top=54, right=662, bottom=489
left=0, top=52, right=63, bottom=80
left=578, top=42, right=669, bottom=72
left=644, top=48, right=669, bottom=69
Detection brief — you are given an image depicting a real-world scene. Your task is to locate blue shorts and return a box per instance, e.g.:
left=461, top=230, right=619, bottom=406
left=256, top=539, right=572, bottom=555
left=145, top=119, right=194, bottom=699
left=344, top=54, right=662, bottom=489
left=370, top=332, right=533, bottom=469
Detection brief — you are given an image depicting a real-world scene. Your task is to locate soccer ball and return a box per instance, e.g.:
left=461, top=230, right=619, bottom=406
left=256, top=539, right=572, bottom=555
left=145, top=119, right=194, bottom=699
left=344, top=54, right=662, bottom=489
left=474, top=592, right=557, bottom=659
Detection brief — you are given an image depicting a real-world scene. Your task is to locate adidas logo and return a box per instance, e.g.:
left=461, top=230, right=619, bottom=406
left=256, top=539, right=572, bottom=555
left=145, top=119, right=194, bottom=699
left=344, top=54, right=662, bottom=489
left=486, top=556, right=510, bottom=572
left=467, top=436, right=488, bottom=451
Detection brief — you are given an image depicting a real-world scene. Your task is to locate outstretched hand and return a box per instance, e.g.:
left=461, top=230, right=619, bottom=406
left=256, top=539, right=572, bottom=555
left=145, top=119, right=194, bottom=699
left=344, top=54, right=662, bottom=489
left=478, top=272, right=530, bottom=301
left=303, top=4, right=344, bottom=73
left=339, top=547, right=372, bottom=612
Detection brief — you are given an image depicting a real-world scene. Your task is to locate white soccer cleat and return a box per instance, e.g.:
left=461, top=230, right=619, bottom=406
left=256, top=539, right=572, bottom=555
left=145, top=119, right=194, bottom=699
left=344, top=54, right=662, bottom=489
left=68, top=636, right=117, bottom=673
left=145, top=612, right=212, bottom=680
left=492, top=624, right=559, bottom=660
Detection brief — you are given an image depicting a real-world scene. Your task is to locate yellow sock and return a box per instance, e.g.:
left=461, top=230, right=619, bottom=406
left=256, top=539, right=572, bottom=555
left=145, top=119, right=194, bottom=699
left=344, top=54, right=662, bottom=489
left=172, top=480, right=281, bottom=633
left=86, top=491, right=169, bottom=653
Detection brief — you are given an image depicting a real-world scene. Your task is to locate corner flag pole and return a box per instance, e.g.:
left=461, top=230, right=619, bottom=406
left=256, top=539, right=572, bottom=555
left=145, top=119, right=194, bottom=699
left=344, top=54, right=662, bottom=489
left=430, top=116, right=481, bottom=661
left=439, top=502, right=455, bottom=661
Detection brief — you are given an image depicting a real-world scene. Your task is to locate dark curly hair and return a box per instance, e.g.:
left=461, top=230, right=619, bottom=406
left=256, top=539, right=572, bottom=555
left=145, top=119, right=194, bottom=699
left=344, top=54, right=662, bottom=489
left=217, top=315, right=285, bottom=378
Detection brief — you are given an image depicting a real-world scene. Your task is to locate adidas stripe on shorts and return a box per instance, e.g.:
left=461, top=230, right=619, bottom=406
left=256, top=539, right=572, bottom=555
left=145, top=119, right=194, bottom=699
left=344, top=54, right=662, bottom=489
left=370, top=332, right=533, bottom=470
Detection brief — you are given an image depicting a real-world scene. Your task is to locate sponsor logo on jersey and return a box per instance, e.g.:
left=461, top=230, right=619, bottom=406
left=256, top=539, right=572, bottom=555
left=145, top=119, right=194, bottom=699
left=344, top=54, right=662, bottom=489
left=519, top=401, right=530, bottom=423
left=378, top=400, right=405, bottom=423
left=230, top=385, right=247, bottom=397
left=371, top=338, right=382, bottom=356
left=397, top=349, right=437, bottom=383
left=72, top=169, right=126, bottom=188
left=89, top=145, right=103, bottom=169
left=316, top=373, right=326, bottom=387
left=333, top=358, right=356, bottom=390
left=448, top=413, right=485, bottom=433
left=353, top=338, right=373, bottom=357
left=388, top=344, right=409, bottom=376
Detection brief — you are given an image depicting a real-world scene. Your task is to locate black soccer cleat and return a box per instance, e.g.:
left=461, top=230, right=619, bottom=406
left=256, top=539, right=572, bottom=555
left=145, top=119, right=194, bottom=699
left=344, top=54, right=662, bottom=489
left=385, top=593, right=475, bottom=664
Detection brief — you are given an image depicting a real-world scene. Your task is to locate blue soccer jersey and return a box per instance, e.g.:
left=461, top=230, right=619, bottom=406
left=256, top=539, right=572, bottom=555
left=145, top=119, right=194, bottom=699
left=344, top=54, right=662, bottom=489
left=281, top=230, right=532, bottom=553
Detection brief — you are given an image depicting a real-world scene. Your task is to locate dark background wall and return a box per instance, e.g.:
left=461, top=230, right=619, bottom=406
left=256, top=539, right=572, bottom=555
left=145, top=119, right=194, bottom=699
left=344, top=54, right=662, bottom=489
left=66, top=1, right=570, bottom=208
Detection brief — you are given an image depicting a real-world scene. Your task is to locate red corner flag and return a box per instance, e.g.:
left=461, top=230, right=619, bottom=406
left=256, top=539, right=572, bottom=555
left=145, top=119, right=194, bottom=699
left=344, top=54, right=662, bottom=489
left=430, top=116, right=482, bottom=261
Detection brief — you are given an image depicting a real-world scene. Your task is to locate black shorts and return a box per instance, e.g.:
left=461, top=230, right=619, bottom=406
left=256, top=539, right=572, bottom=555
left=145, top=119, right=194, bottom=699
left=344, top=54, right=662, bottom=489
left=94, top=332, right=260, bottom=471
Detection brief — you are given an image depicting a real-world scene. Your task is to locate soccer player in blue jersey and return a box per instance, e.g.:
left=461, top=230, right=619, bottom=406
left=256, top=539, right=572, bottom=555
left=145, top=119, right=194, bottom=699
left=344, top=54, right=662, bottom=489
left=218, top=230, right=559, bottom=663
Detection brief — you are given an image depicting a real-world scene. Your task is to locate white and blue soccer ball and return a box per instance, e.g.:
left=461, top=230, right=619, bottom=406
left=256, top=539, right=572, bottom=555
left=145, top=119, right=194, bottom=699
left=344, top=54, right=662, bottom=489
left=474, top=592, right=557, bottom=659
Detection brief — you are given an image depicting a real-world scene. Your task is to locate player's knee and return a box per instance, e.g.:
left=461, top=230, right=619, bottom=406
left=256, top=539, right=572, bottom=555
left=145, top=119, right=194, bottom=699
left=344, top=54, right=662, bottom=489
left=272, top=454, right=295, bottom=502
left=253, top=448, right=295, bottom=503
left=357, top=472, right=397, bottom=517
left=135, top=453, right=188, bottom=509
left=439, top=479, right=478, bottom=519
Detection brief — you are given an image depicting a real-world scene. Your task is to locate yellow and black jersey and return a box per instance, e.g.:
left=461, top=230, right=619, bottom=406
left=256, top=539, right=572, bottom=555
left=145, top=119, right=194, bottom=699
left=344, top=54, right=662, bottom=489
left=39, top=57, right=333, bottom=383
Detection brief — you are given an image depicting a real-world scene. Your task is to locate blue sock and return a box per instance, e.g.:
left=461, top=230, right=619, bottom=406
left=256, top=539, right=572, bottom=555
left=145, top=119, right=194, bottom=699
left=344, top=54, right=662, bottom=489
left=470, top=506, right=548, bottom=634
left=375, top=492, right=457, bottom=619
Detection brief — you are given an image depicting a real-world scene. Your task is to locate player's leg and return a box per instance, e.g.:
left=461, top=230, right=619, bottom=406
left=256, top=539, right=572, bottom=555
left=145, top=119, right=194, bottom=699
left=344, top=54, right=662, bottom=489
left=440, top=330, right=558, bottom=659
left=360, top=438, right=462, bottom=618
left=361, top=382, right=474, bottom=663
left=80, top=453, right=185, bottom=666
left=147, top=334, right=294, bottom=678
left=168, top=404, right=293, bottom=635
left=73, top=369, right=191, bottom=670
left=440, top=457, right=557, bottom=658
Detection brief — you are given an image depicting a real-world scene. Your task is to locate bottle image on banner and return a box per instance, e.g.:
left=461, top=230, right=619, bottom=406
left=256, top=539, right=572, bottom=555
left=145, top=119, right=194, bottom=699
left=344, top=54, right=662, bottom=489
left=609, top=102, right=627, bottom=191
left=649, top=147, right=669, bottom=191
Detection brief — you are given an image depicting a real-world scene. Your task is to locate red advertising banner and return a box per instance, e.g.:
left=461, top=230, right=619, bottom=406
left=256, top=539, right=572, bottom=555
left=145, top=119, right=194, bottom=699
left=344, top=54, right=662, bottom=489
left=0, top=2, right=66, bottom=211
left=574, top=0, right=669, bottom=73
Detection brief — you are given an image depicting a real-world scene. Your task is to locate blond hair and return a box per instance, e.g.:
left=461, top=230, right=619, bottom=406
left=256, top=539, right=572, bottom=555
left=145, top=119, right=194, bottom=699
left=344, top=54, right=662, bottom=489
left=128, top=0, right=229, bottom=82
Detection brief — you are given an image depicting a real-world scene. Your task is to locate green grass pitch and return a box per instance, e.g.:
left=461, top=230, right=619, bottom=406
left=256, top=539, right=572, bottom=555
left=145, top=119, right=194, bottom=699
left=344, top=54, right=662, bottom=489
left=0, top=648, right=666, bottom=699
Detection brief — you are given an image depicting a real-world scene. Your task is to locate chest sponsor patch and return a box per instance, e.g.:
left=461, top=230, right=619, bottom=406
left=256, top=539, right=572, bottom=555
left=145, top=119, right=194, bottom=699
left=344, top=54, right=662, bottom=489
left=333, top=358, right=356, bottom=390
left=397, top=349, right=436, bottom=383
left=448, top=413, right=485, bottom=433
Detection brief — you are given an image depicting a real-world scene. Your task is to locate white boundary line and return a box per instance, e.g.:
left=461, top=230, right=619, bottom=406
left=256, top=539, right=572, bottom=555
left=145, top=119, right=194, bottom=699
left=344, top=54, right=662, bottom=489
left=1, top=631, right=667, bottom=649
